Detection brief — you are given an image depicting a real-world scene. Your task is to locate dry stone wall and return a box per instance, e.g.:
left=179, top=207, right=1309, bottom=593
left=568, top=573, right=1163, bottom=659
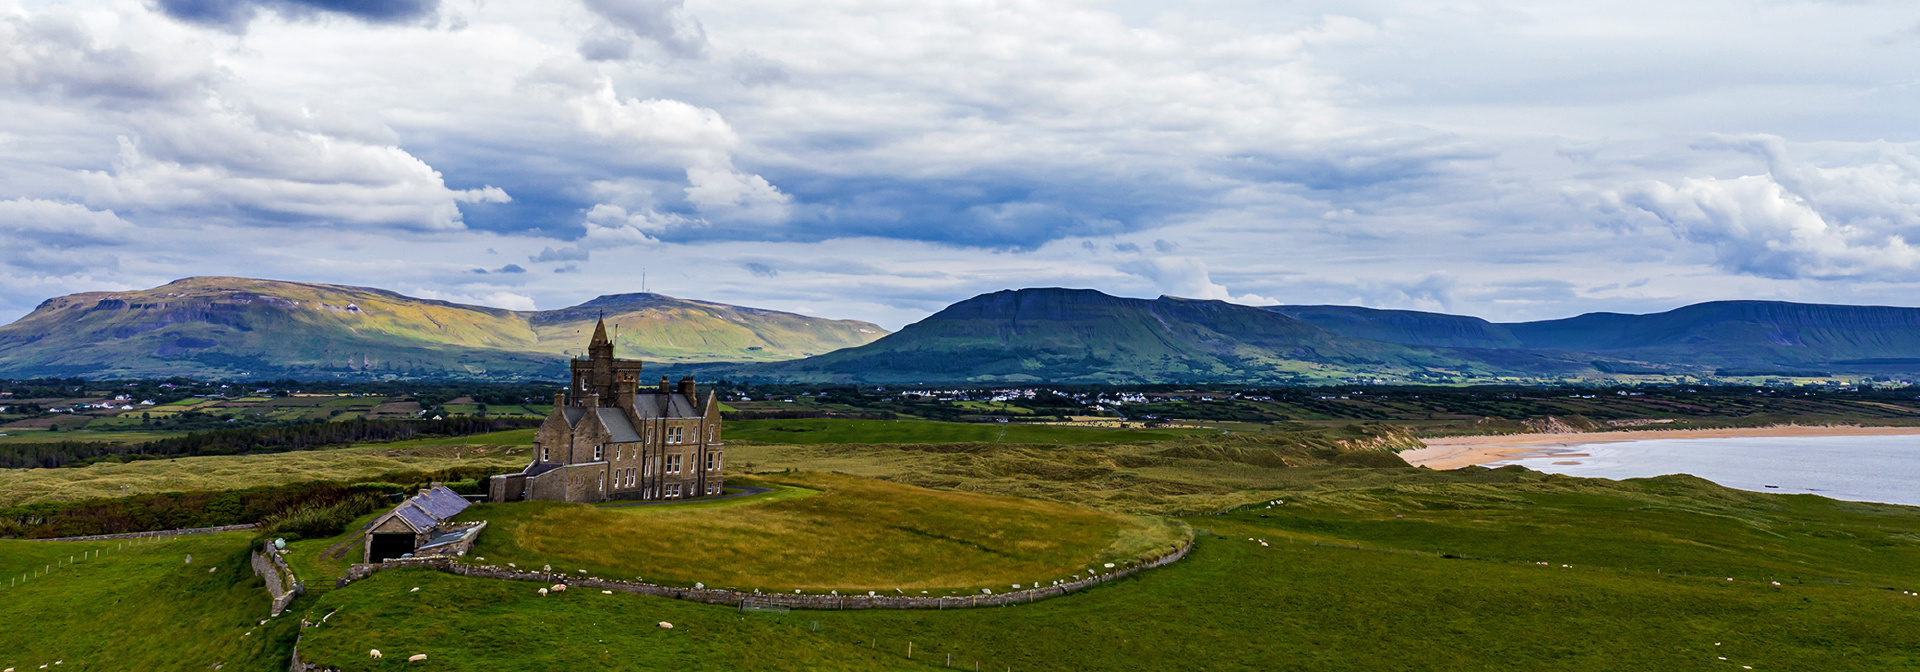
left=252, top=543, right=303, bottom=616
left=339, top=540, right=1191, bottom=610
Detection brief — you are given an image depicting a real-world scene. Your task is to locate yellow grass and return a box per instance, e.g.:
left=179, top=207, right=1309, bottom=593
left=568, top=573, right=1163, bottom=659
left=461, top=471, right=1189, bottom=592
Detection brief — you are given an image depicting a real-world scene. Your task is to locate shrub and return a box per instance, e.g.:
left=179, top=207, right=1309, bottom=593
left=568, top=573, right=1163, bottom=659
left=257, top=493, right=389, bottom=540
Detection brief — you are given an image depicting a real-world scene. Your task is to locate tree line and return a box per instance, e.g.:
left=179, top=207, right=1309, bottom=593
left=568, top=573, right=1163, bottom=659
left=0, top=416, right=541, bottom=469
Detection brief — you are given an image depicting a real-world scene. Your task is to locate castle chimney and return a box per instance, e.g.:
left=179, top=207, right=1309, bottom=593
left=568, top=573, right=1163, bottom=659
left=678, top=376, right=695, bottom=400
left=553, top=392, right=565, bottom=408
left=659, top=376, right=670, bottom=395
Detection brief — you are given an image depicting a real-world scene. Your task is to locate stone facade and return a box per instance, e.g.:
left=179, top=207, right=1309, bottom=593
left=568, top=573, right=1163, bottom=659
left=490, top=319, right=724, bottom=504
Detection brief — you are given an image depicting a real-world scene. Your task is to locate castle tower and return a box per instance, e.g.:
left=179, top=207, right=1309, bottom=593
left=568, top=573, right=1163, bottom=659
left=570, top=316, right=643, bottom=408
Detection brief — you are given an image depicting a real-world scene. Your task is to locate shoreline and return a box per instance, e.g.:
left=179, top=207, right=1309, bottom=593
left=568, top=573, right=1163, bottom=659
left=1401, top=425, right=1920, bottom=470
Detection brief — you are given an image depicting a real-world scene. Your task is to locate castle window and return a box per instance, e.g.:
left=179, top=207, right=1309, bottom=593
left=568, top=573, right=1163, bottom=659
left=708, top=426, right=715, bottom=443
left=666, top=454, right=682, bottom=474
left=593, top=444, right=603, bottom=461
left=706, top=452, right=716, bottom=471
left=616, top=445, right=623, bottom=460
left=668, top=426, right=683, bottom=444
left=540, top=445, right=548, bottom=462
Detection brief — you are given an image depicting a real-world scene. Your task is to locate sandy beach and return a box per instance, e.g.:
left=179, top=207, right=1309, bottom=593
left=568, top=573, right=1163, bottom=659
left=1401, top=425, right=1920, bottom=470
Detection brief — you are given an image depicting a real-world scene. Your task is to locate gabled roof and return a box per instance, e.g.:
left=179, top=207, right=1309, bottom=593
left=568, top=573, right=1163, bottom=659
left=597, top=408, right=642, bottom=442
left=412, top=485, right=471, bottom=520
left=395, top=505, right=438, bottom=532
left=562, top=407, right=587, bottom=425
left=377, top=484, right=471, bottom=534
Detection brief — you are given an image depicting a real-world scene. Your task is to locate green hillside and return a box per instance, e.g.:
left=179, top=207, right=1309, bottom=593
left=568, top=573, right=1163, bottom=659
left=0, top=277, right=888, bottom=380
left=737, top=288, right=1585, bottom=383
left=1275, top=300, right=1920, bottom=376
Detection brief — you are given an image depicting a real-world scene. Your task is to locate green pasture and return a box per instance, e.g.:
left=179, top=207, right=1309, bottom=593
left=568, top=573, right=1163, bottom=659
left=292, top=469, right=1920, bottom=671
left=458, top=472, right=1183, bottom=592
left=0, top=532, right=294, bottom=671
left=723, top=418, right=1200, bottom=445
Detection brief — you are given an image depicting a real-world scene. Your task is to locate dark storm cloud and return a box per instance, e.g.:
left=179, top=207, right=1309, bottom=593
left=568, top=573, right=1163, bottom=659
left=152, top=0, right=440, bottom=31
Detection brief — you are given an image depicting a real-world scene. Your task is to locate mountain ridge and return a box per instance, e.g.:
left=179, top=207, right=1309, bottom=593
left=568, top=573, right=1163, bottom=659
left=0, top=277, right=889, bottom=380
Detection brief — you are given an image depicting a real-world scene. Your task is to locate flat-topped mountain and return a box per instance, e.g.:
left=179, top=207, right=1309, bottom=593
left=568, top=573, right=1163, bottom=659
left=1271, top=300, right=1920, bottom=375
left=738, top=288, right=1575, bottom=383
left=0, top=277, right=888, bottom=379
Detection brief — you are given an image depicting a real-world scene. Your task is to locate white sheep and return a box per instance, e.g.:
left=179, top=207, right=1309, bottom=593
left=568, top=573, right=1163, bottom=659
left=369, top=649, right=382, bottom=659
left=408, top=654, right=427, bottom=662
left=658, top=622, right=673, bottom=629
left=601, top=590, right=613, bottom=594
left=551, top=583, right=567, bottom=592
left=538, top=588, right=548, bottom=596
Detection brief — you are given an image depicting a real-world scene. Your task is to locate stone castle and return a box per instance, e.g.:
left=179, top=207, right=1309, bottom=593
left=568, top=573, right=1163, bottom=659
left=488, top=319, right=723, bottom=503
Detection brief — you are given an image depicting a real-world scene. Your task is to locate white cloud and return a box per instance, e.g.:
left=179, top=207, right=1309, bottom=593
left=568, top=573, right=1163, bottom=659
left=1607, top=137, right=1920, bottom=279
left=0, top=198, right=130, bottom=245
left=1123, top=256, right=1278, bottom=306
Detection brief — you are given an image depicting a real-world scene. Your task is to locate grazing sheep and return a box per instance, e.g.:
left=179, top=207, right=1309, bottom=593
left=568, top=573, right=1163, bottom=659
left=369, top=649, right=382, bottom=659
left=602, top=590, right=613, bottom=594
left=551, top=584, right=567, bottom=592
left=410, top=587, right=419, bottom=592
left=408, top=654, right=427, bottom=662
left=538, top=588, right=548, bottom=596
left=658, top=622, right=673, bottom=629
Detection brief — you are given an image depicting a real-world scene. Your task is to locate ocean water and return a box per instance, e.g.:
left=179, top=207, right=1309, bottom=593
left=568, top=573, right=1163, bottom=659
left=1491, top=434, right=1920, bottom=507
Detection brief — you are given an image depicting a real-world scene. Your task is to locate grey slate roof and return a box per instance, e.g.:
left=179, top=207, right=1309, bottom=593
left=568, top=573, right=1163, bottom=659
left=395, top=505, right=437, bottom=532
left=597, top=408, right=642, bottom=442
left=413, top=485, right=471, bottom=520
left=562, top=407, right=588, bottom=425
left=632, top=393, right=702, bottom=419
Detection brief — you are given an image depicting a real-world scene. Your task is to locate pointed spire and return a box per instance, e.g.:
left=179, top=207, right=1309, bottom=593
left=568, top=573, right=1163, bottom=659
left=590, top=315, right=610, bottom=346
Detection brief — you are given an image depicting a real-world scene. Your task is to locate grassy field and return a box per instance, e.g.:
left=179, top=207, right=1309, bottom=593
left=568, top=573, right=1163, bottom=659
left=0, top=429, right=534, bottom=505
left=0, top=532, right=295, bottom=671
left=723, top=418, right=1203, bottom=445
left=458, top=472, right=1185, bottom=592
left=723, top=423, right=1423, bottom=514
left=287, top=469, right=1920, bottom=671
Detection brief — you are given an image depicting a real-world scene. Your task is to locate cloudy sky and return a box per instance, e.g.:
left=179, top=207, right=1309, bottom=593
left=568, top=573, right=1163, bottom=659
left=4, top=0, right=1920, bottom=329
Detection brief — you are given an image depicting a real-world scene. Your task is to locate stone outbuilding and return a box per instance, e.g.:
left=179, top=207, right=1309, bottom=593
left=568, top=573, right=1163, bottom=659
left=364, top=484, right=475, bottom=563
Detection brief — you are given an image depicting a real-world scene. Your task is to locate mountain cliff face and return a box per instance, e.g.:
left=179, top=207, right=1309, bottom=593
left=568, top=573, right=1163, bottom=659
left=0, top=277, right=888, bottom=380
left=1267, top=306, right=1523, bottom=349
left=739, top=288, right=1553, bottom=383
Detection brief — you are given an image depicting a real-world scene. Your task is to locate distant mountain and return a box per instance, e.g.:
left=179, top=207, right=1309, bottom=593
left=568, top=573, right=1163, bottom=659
left=1272, top=300, right=1920, bottom=376
left=1266, top=306, right=1523, bottom=349
left=0, top=277, right=888, bottom=380
left=735, top=288, right=1580, bottom=383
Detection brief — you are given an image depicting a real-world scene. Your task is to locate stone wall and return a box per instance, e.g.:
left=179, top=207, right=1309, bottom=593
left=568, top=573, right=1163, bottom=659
left=339, top=539, right=1191, bottom=611
left=251, top=543, right=303, bottom=616
left=29, top=523, right=257, bottom=542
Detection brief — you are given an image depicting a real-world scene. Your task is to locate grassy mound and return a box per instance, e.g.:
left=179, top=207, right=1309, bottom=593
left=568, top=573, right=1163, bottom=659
left=458, top=472, right=1185, bottom=591
left=0, top=532, right=293, bottom=670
